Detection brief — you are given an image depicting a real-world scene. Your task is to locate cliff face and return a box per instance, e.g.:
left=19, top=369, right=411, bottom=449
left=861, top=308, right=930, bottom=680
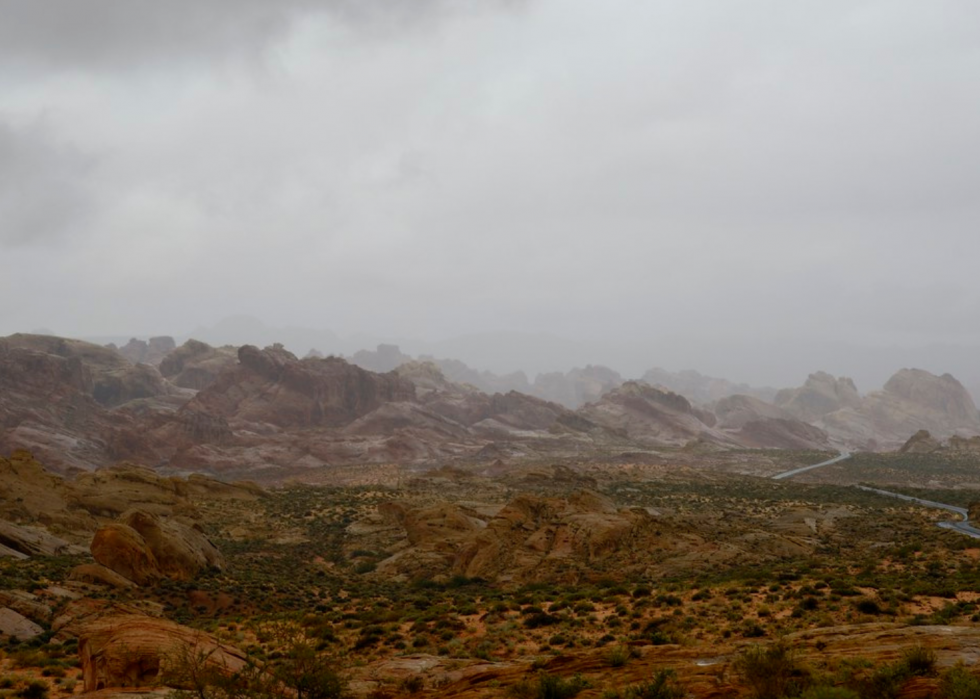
left=158, top=339, right=238, bottom=390
left=775, top=371, right=863, bottom=423
left=577, top=381, right=732, bottom=447
left=778, top=368, right=980, bottom=450
left=185, top=344, right=417, bottom=430
left=0, top=336, right=179, bottom=473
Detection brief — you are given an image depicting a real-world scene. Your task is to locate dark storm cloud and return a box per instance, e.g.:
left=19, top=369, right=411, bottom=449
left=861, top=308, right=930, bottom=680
left=0, top=121, right=94, bottom=246
left=0, top=0, right=527, bottom=70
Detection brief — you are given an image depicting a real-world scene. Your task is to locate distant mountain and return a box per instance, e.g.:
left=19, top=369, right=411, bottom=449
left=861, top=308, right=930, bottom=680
left=640, top=368, right=777, bottom=406
left=777, top=368, right=980, bottom=450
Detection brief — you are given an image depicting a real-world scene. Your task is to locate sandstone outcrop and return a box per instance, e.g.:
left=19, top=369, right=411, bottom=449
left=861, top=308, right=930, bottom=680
left=578, top=382, right=731, bottom=447
left=532, top=365, right=623, bottom=408
left=112, top=336, right=177, bottom=367
left=189, top=345, right=417, bottom=429
left=642, top=367, right=778, bottom=405
left=371, top=490, right=694, bottom=584
left=0, top=518, right=84, bottom=558
left=1, top=334, right=174, bottom=409
left=91, top=522, right=162, bottom=586
left=90, top=509, right=223, bottom=585
left=899, top=429, right=943, bottom=454
left=775, top=371, right=863, bottom=423
left=0, top=451, right=264, bottom=540
left=75, top=611, right=247, bottom=692
left=69, top=563, right=139, bottom=589
left=119, top=509, right=223, bottom=580
left=0, top=607, right=44, bottom=641
left=158, top=339, right=238, bottom=390
left=0, top=334, right=184, bottom=472
left=818, top=369, right=980, bottom=449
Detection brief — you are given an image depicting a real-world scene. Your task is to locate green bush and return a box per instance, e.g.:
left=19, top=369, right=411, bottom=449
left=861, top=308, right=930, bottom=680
left=511, top=673, right=588, bottom=699
left=625, top=669, right=684, bottom=699
left=938, top=664, right=980, bottom=699
left=733, top=640, right=810, bottom=699
left=898, top=645, right=937, bottom=677
left=606, top=646, right=630, bottom=668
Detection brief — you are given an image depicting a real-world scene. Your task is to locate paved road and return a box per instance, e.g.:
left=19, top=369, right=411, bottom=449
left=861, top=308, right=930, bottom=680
left=771, top=451, right=980, bottom=539
left=771, top=451, right=852, bottom=480
left=856, top=485, right=980, bottom=540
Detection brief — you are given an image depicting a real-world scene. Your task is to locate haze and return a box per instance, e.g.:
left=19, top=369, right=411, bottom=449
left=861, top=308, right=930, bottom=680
left=2, top=1, right=979, bottom=390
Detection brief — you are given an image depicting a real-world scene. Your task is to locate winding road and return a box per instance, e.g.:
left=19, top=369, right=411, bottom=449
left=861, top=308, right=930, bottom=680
left=771, top=450, right=852, bottom=480
left=771, top=449, right=980, bottom=539
left=855, top=485, right=980, bottom=540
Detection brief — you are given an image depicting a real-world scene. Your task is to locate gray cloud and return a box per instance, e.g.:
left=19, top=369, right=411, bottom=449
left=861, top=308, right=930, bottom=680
left=0, top=121, right=95, bottom=246
left=1, top=0, right=978, bottom=391
left=0, top=0, right=527, bottom=71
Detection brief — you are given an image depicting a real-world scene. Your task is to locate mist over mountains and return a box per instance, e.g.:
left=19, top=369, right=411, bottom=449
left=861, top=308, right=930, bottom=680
left=75, top=315, right=980, bottom=404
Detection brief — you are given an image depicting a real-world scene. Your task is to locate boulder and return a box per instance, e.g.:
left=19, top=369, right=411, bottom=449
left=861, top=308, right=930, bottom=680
left=119, top=509, right=224, bottom=580
left=0, top=607, right=44, bottom=641
left=0, top=518, right=83, bottom=557
left=70, top=563, right=139, bottom=589
left=77, top=613, right=247, bottom=692
left=899, top=430, right=943, bottom=454
left=91, top=509, right=223, bottom=585
left=90, top=523, right=161, bottom=585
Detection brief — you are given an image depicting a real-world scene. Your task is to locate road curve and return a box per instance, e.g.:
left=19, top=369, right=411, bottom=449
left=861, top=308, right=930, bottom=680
left=856, top=485, right=980, bottom=540
left=770, top=451, right=980, bottom=539
left=772, top=451, right=852, bottom=480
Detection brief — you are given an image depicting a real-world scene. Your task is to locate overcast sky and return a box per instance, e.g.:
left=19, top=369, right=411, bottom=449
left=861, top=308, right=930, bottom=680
left=2, top=1, right=979, bottom=387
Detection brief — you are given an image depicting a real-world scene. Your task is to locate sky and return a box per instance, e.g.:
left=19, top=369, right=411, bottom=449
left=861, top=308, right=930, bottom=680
left=2, top=1, right=979, bottom=389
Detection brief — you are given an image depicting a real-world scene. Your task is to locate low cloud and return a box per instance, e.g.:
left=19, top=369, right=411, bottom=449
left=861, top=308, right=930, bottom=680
left=0, top=0, right=529, bottom=72
left=0, top=121, right=95, bottom=247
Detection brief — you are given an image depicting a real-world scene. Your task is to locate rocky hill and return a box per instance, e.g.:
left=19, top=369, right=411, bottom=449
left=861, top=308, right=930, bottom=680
left=794, top=368, right=980, bottom=450
left=775, top=371, right=863, bottom=423
left=0, top=334, right=189, bottom=473
left=576, top=381, right=731, bottom=447
left=641, top=367, right=777, bottom=405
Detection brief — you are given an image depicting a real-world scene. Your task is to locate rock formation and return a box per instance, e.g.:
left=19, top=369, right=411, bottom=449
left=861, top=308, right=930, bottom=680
left=899, top=429, right=943, bottom=454
left=818, top=369, right=980, bottom=449
left=775, top=371, right=863, bottom=423
left=0, top=607, right=44, bottom=641
left=371, top=489, right=682, bottom=584
left=90, top=509, right=224, bottom=585
left=577, top=382, right=730, bottom=447
left=0, top=451, right=263, bottom=543
left=112, top=336, right=177, bottom=366
left=158, top=339, right=238, bottom=390
left=531, top=365, right=623, bottom=408
left=714, top=395, right=831, bottom=450
left=75, top=610, right=246, bottom=692
left=641, top=368, right=778, bottom=406
left=0, top=334, right=185, bottom=472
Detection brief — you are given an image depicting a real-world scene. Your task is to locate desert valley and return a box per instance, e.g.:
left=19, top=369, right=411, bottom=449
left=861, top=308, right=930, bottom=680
left=4, top=333, right=980, bottom=699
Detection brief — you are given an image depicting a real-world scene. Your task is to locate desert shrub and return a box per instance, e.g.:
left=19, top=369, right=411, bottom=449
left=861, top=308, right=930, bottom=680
left=937, top=664, right=980, bottom=699
left=606, top=646, right=630, bottom=668
left=733, top=640, right=810, bottom=699
left=524, top=613, right=560, bottom=629
left=625, top=669, right=684, bottom=699
left=854, top=598, right=882, bottom=615
left=17, top=681, right=49, bottom=699
left=511, top=673, right=587, bottom=699
left=852, top=666, right=903, bottom=699
left=797, top=685, right=859, bottom=699
left=400, top=675, right=425, bottom=694
left=898, top=645, right=937, bottom=677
